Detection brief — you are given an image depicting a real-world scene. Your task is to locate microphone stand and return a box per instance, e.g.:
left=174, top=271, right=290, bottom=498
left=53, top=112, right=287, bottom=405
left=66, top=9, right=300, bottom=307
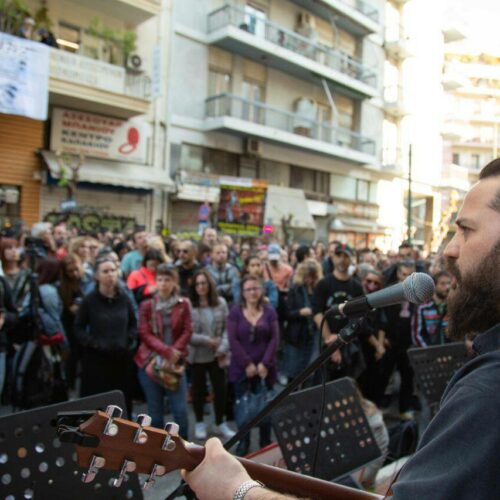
left=166, top=316, right=366, bottom=500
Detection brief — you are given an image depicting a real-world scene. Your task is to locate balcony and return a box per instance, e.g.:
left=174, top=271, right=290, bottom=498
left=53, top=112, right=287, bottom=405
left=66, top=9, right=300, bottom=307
left=207, top=5, right=377, bottom=99
left=205, top=93, right=376, bottom=164
left=383, top=85, right=408, bottom=118
left=64, top=0, right=161, bottom=24
left=49, top=48, right=151, bottom=118
left=384, top=24, right=412, bottom=60
left=381, top=147, right=405, bottom=175
left=442, top=64, right=468, bottom=91
left=289, top=0, right=379, bottom=36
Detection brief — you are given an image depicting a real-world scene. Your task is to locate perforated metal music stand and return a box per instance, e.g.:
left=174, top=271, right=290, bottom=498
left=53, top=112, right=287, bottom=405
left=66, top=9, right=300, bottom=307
left=408, top=342, right=468, bottom=414
left=270, top=378, right=381, bottom=481
left=0, top=391, right=143, bottom=499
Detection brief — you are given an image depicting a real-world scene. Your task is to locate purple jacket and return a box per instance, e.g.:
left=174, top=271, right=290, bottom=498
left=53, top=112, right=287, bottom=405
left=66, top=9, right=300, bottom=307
left=227, top=304, right=279, bottom=384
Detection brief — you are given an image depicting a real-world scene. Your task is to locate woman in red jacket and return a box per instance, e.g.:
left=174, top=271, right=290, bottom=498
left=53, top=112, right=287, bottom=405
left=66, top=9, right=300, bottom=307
left=127, top=248, right=165, bottom=304
left=134, top=264, right=192, bottom=438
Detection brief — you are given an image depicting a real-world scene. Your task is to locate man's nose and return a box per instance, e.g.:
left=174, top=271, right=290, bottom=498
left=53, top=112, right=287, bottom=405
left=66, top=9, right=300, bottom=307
left=444, top=234, right=459, bottom=259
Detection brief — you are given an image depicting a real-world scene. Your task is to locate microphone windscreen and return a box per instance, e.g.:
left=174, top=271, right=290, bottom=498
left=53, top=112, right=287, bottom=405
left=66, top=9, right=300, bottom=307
left=403, top=272, right=435, bottom=304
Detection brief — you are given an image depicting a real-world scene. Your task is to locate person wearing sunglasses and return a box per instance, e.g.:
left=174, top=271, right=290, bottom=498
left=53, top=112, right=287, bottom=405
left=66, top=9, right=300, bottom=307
left=227, top=275, right=279, bottom=456
left=188, top=269, right=233, bottom=441
left=176, top=240, right=203, bottom=297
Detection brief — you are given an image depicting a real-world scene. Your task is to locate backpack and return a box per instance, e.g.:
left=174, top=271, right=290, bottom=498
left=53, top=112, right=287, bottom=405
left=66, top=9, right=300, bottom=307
left=385, top=420, right=419, bottom=464
left=10, top=341, right=67, bottom=409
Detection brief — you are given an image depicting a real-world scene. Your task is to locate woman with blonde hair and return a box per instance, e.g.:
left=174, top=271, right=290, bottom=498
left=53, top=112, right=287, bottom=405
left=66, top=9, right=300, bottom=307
left=283, top=258, right=323, bottom=382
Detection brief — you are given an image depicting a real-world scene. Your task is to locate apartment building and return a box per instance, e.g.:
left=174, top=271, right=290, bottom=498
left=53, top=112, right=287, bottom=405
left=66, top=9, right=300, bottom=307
left=442, top=47, right=499, bottom=188
left=165, top=0, right=395, bottom=247
left=0, top=0, right=173, bottom=230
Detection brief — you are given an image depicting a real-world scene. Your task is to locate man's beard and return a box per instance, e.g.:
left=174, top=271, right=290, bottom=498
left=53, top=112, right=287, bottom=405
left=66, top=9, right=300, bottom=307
left=436, top=291, right=448, bottom=301
left=446, top=241, right=500, bottom=340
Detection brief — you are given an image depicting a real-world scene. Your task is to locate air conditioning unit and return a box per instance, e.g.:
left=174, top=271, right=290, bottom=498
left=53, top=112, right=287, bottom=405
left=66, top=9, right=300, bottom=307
left=126, top=53, right=143, bottom=71
left=245, top=138, right=263, bottom=156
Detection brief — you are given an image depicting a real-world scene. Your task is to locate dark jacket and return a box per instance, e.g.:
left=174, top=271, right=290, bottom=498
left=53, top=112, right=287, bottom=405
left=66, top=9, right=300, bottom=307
left=0, top=276, right=18, bottom=351
left=134, top=295, right=192, bottom=368
left=392, top=322, right=500, bottom=499
left=284, top=284, right=317, bottom=346
left=75, top=287, right=137, bottom=353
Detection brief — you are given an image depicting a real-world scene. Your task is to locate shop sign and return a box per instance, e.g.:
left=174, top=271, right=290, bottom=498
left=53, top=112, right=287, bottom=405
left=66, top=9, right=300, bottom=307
left=50, top=107, right=149, bottom=163
left=44, top=211, right=136, bottom=233
left=335, top=200, right=379, bottom=219
left=0, top=32, right=49, bottom=120
left=217, top=179, right=268, bottom=237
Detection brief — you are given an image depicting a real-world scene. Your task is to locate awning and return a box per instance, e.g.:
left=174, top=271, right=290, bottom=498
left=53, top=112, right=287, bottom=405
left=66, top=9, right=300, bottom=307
left=264, top=185, right=315, bottom=229
left=331, top=216, right=386, bottom=234
left=41, top=150, right=176, bottom=192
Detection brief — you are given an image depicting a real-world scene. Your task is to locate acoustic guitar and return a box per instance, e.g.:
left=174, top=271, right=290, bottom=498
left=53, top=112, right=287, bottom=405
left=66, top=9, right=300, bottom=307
left=56, top=406, right=384, bottom=500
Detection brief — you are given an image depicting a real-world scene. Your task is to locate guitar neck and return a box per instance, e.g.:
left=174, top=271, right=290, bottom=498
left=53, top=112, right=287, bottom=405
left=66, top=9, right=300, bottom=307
left=183, top=442, right=383, bottom=499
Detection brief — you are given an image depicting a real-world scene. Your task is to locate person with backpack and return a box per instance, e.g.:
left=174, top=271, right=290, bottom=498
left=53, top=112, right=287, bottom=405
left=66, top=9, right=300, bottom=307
left=75, top=256, right=137, bottom=415
left=126, top=248, right=165, bottom=304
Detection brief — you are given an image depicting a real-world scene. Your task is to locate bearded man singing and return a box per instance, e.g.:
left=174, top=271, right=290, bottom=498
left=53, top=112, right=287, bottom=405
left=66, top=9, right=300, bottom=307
left=182, top=159, right=500, bottom=500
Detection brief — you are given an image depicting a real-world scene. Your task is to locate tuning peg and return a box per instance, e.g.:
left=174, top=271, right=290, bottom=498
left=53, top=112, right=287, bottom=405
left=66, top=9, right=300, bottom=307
left=134, top=414, right=152, bottom=444
left=143, top=463, right=166, bottom=490
left=112, top=459, right=137, bottom=488
left=162, top=422, right=179, bottom=451
left=81, top=455, right=106, bottom=483
left=103, top=405, right=122, bottom=437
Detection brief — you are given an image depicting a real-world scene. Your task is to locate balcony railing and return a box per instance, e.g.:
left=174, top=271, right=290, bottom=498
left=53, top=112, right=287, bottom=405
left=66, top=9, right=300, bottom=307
left=206, top=93, right=376, bottom=156
left=208, top=5, right=377, bottom=88
left=49, top=48, right=151, bottom=100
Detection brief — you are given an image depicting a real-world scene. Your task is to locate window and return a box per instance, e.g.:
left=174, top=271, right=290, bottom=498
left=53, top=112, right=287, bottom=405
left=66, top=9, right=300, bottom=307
left=180, top=144, right=204, bottom=172
left=242, top=80, right=265, bottom=124
left=471, top=154, right=480, bottom=169
left=452, top=153, right=460, bottom=165
left=57, top=22, right=81, bottom=52
left=356, top=179, right=370, bottom=202
left=208, top=70, right=232, bottom=96
left=259, top=160, right=290, bottom=186
left=205, top=149, right=239, bottom=177
left=244, top=3, right=267, bottom=38
left=290, top=166, right=330, bottom=196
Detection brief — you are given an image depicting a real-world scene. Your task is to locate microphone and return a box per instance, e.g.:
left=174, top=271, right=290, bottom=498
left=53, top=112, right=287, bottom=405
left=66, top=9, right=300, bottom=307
left=326, top=272, right=435, bottom=318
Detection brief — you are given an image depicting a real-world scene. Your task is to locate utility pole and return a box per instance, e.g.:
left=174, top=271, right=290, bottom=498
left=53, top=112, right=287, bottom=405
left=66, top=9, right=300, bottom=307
left=407, top=144, right=412, bottom=243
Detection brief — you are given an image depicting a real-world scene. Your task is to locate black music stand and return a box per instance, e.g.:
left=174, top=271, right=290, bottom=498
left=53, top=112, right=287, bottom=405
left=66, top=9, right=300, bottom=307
left=270, top=378, right=381, bottom=482
left=408, top=342, right=468, bottom=415
left=0, top=391, right=143, bottom=499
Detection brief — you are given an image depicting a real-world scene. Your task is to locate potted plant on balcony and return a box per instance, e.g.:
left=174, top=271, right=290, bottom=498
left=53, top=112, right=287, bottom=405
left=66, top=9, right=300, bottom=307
left=87, top=17, right=137, bottom=67
left=0, top=0, right=31, bottom=35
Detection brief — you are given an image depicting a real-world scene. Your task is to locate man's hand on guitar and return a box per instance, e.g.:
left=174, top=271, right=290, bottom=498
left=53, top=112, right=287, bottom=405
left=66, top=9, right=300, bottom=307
left=181, top=438, right=251, bottom=500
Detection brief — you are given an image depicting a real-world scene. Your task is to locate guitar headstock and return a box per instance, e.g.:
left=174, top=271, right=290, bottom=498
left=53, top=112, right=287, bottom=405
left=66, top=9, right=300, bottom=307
left=55, top=405, right=204, bottom=490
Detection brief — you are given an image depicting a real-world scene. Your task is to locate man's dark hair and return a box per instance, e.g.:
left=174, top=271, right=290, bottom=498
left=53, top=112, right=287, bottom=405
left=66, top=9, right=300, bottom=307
left=432, top=270, right=451, bottom=284
left=479, top=158, right=500, bottom=180
left=479, top=158, right=500, bottom=213
left=399, top=241, right=412, bottom=250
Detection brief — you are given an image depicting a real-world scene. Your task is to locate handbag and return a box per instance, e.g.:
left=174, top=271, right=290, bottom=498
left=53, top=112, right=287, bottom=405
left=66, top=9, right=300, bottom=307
left=144, top=299, right=185, bottom=391
left=145, top=353, right=184, bottom=391
left=234, top=378, right=275, bottom=428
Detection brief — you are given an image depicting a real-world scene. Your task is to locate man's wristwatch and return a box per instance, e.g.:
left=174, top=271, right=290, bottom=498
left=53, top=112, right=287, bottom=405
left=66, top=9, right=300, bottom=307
left=233, top=480, right=265, bottom=500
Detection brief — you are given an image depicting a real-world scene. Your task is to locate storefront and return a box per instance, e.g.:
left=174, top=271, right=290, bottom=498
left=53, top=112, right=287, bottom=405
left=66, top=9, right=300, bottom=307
left=0, top=114, right=44, bottom=227
left=40, top=108, right=173, bottom=229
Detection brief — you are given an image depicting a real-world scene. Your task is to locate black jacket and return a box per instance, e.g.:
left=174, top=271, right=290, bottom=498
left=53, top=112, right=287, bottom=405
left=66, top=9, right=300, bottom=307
left=392, top=323, right=500, bottom=499
left=0, top=276, right=18, bottom=351
left=74, top=287, right=137, bottom=353
left=285, top=285, right=317, bottom=346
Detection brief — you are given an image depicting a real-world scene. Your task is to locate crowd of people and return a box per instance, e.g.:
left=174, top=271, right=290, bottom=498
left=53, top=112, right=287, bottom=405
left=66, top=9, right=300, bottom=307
left=0, top=220, right=455, bottom=456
